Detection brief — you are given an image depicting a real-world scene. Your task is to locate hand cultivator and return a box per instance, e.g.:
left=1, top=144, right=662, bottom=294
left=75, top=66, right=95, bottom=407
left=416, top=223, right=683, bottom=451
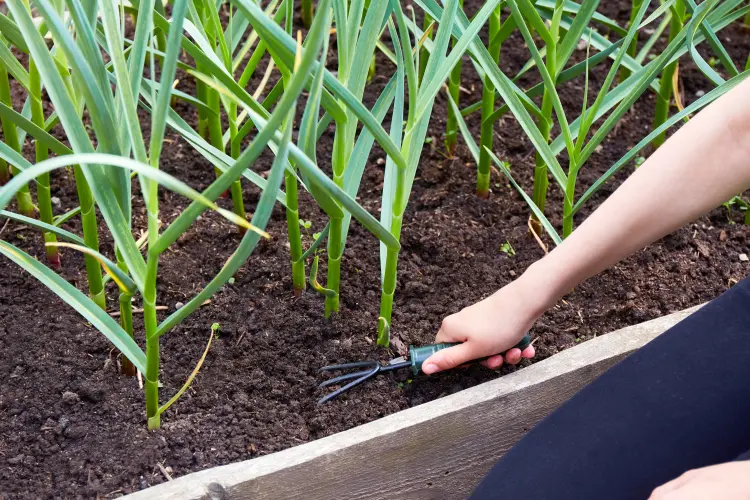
left=317, top=334, right=532, bottom=404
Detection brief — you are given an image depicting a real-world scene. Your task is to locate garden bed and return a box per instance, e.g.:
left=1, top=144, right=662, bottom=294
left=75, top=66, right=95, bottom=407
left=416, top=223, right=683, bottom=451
left=1, top=1, right=750, bottom=498
left=121, top=306, right=699, bottom=500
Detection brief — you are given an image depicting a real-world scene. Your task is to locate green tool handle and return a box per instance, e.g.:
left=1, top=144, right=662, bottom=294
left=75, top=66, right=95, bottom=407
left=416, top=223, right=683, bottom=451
left=409, top=333, right=532, bottom=376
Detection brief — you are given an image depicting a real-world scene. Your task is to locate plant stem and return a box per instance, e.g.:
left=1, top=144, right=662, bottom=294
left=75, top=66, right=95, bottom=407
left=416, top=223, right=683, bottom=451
left=619, top=0, right=643, bottom=83
left=530, top=33, right=558, bottom=233
left=378, top=152, right=407, bottom=346
left=113, top=246, right=136, bottom=376
left=477, top=5, right=503, bottom=198
left=0, top=66, right=35, bottom=218
left=562, top=167, right=578, bottom=237
left=29, top=60, right=60, bottom=268
left=144, top=255, right=160, bottom=430
left=119, top=290, right=136, bottom=376
left=444, top=0, right=463, bottom=156
left=153, top=0, right=168, bottom=55
left=418, top=14, right=432, bottom=83
left=143, top=127, right=162, bottom=427
left=196, top=75, right=209, bottom=140
left=0, top=159, right=9, bottom=185
left=653, top=0, right=685, bottom=148
left=207, top=86, right=245, bottom=221
left=227, top=102, right=247, bottom=233
left=325, top=217, right=342, bottom=316
left=285, top=168, right=306, bottom=295
left=74, top=166, right=107, bottom=310
left=301, top=0, right=313, bottom=28
left=368, top=55, right=376, bottom=83
left=277, top=0, right=305, bottom=296
left=46, top=30, right=106, bottom=307
left=324, top=128, right=348, bottom=316
left=325, top=113, right=349, bottom=315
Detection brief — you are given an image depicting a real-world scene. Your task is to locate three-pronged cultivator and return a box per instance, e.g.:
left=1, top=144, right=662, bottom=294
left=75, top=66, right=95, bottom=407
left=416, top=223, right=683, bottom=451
left=317, top=334, right=532, bottom=404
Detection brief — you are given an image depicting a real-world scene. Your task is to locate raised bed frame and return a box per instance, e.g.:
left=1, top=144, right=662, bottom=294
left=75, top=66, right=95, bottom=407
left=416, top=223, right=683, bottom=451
left=124, top=306, right=699, bottom=500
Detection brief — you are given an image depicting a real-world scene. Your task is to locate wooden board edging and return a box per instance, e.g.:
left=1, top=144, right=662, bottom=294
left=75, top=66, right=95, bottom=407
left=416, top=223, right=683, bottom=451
left=124, top=305, right=701, bottom=500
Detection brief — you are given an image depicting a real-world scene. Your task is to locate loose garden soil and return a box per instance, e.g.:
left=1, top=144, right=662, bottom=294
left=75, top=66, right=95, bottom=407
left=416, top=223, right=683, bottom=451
left=1, top=1, right=749, bottom=498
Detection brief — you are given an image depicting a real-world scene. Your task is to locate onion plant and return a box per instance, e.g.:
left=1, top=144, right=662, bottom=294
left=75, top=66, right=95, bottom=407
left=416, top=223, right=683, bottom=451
left=619, top=0, right=644, bottom=83
left=475, top=3, right=505, bottom=198
left=0, top=65, right=34, bottom=218
left=446, top=0, right=748, bottom=243
left=0, top=0, right=348, bottom=429
left=419, top=14, right=434, bottom=81
left=186, top=0, right=254, bottom=230
left=443, top=0, right=463, bottom=156
left=305, top=0, right=406, bottom=317
left=375, top=0, right=540, bottom=343
left=653, top=0, right=686, bottom=148
left=302, top=0, right=314, bottom=28
left=29, top=52, right=60, bottom=268
left=1, top=0, right=107, bottom=302
left=130, top=0, right=404, bottom=318
left=282, top=0, right=306, bottom=295
left=527, top=0, right=565, bottom=232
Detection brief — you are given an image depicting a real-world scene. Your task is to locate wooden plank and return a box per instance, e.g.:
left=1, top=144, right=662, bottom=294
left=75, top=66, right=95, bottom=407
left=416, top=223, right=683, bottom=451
left=125, top=306, right=700, bottom=500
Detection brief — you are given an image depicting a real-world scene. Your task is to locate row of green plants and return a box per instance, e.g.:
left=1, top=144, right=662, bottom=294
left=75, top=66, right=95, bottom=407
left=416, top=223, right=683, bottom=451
left=0, top=0, right=747, bottom=427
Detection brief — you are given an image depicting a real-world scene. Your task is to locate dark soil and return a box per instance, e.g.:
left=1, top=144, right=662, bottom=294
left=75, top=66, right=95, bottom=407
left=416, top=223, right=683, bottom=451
left=2, top=1, right=749, bottom=498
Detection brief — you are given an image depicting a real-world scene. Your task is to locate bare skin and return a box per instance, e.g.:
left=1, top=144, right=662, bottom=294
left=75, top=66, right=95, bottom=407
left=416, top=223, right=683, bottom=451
left=422, top=75, right=750, bottom=496
left=648, top=461, right=750, bottom=499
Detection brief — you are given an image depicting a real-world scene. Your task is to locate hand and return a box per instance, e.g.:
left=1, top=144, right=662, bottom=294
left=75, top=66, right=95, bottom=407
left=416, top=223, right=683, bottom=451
left=421, top=278, right=542, bottom=375
left=649, top=461, right=750, bottom=499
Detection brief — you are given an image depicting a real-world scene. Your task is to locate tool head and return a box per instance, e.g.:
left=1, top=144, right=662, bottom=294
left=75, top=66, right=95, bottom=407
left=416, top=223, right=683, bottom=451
left=316, top=360, right=381, bottom=404
left=317, top=358, right=411, bottom=404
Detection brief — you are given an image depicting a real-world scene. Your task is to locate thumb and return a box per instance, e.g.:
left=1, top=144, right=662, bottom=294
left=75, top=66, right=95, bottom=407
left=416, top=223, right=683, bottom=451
left=421, top=343, right=479, bottom=375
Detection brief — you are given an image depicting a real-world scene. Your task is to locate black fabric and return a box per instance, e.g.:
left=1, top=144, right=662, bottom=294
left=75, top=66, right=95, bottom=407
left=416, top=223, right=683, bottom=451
left=470, top=277, right=750, bottom=500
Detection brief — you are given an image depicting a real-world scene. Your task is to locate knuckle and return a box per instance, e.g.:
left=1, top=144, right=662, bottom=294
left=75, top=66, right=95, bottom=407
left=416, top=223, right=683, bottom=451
left=440, top=316, right=456, bottom=333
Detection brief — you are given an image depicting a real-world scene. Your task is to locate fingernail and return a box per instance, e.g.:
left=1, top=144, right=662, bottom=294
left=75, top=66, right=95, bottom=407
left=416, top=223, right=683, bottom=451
left=422, top=363, right=437, bottom=375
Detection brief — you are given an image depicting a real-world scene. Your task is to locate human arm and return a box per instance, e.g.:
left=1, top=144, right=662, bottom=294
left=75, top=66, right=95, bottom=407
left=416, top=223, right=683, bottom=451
left=422, top=76, right=750, bottom=374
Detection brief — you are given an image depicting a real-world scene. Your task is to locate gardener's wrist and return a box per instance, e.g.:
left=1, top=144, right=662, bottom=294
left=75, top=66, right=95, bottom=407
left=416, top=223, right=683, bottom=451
left=516, top=258, right=568, bottom=317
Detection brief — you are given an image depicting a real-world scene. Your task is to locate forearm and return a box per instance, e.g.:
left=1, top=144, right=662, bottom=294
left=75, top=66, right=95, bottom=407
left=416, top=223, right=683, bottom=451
left=523, top=76, right=750, bottom=313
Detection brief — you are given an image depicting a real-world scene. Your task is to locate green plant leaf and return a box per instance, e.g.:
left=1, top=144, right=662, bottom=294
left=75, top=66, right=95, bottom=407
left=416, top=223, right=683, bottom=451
left=0, top=154, right=265, bottom=237
left=0, top=241, right=147, bottom=373
left=573, top=70, right=750, bottom=214
left=0, top=41, right=31, bottom=91
left=47, top=242, right=138, bottom=295
left=0, top=210, right=85, bottom=246
left=0, top=102, right=72, bottom=156
left=417, top=0, right=567, bottom=190
left=487, top=149, right=562, bottom=245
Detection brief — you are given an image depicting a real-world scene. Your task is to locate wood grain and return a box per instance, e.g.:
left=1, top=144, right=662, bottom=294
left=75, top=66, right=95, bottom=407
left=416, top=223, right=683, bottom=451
left=124, top=306, right=700, bottom=500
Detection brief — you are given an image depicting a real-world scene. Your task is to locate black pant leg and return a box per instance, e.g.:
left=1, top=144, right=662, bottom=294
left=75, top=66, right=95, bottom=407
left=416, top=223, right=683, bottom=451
left=470, top=278, right=750, bottom=500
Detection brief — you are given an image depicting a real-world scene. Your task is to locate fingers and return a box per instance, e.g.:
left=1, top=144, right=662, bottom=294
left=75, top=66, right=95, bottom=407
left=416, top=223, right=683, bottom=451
left=482, top=354, right=504, bottom=370
left=435, top=329, right=453, bottom=344
left=481, top=346, right=535, bottom=369
left=422, top=343, right=478, bottom=375
left=504, top=348, right=522, bottom=365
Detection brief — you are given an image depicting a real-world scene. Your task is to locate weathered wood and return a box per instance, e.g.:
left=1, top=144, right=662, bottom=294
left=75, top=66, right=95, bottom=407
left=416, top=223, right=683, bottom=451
left=125, top=306, right=700, bottom=500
